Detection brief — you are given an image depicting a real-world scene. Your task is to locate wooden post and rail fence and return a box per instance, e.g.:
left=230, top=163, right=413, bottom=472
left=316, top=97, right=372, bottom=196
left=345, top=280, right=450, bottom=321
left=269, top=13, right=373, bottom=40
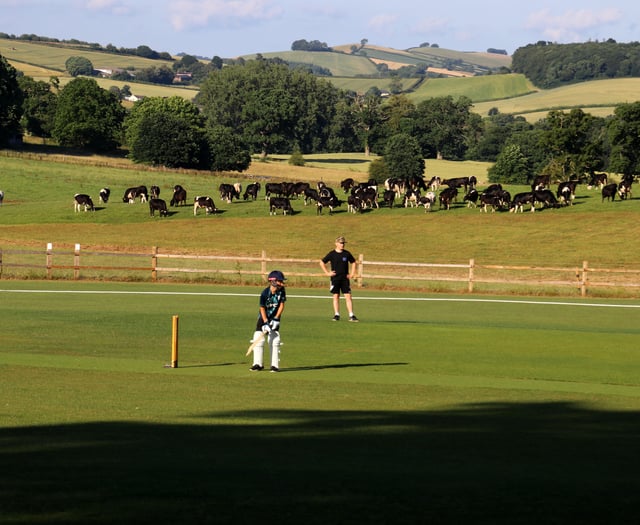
left=1, top=244, right=640, bottom=297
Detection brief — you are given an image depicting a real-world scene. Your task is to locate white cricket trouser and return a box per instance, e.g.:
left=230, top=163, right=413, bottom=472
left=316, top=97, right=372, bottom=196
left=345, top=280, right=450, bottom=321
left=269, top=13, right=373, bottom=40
left=252, top=330, right=281, bottom=368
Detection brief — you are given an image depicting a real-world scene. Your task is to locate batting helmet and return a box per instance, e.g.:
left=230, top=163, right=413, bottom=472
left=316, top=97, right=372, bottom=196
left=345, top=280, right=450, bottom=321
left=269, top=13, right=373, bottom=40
left=268, top=270, right=286, bottom=281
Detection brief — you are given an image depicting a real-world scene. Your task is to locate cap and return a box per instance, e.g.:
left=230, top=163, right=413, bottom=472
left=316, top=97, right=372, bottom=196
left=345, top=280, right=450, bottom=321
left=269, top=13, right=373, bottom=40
left=268, top=270, right=286, bottom=281
left=335, top=236, right=346, bottom=243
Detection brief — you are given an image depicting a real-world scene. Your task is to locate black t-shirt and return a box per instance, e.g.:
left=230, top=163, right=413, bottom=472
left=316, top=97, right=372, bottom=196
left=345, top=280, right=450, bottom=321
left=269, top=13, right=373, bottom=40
left=322, top=249, right=355, bottom=279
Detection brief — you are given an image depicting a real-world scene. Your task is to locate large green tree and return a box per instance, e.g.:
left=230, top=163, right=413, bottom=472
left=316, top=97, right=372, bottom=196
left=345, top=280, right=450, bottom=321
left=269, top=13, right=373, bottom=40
left=383, top=133, right=425, bottom=182
left=18, top=76, right=57, bottom=138
left=125, top=96, right=206, bottom=169
left=65, top=56, right=94, bottom=77
left=196, top=59, right=341, bottom=157
left=52, top=77, right=125, bottom=151
left=0, top=53, right=24, bottom=146
left=413, top=96, right=478, bottom=160
left=608, top=102, right=640, bottom=176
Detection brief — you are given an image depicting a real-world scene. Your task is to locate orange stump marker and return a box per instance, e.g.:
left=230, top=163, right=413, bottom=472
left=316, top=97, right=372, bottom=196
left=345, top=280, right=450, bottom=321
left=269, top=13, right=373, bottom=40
left=171, top=315, right=179, bottom=368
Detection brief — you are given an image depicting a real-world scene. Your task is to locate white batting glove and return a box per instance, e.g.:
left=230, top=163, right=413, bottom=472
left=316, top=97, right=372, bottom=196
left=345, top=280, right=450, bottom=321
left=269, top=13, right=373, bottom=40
left=269, top=319, right=280, bottom=331
left=261, top=323, right=272, bottom=334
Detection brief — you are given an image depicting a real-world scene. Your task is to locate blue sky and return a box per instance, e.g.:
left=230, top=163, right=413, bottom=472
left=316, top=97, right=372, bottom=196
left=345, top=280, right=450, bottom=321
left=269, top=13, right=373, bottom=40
left=1, top=0, right=638, bottom=58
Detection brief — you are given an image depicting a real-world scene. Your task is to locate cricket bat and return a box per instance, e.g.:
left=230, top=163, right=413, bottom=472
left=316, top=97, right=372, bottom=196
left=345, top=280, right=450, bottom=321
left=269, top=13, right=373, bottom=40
left=246, top=332, right=265, bottom=356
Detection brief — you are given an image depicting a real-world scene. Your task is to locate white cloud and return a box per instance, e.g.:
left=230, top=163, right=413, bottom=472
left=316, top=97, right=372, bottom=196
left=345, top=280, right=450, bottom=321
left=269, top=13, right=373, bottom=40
left=368, top=13, right=398, bottom=31
left=526, top=8, right=622, bottom=42
left=169, top=0, right=284, bottom=31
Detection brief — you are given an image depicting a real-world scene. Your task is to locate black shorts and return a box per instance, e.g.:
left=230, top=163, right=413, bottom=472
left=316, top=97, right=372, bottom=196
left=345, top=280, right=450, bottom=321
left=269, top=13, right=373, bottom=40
left=330, top=278, right=351, bottom=295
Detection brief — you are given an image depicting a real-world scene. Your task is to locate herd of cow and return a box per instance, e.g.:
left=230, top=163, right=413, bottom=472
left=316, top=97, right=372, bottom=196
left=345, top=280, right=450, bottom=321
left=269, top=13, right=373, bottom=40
left=66, top=171, right=634, bottom=219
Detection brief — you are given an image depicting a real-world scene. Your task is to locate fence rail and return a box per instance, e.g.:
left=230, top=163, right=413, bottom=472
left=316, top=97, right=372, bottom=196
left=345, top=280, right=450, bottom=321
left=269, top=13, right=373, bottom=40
left=1, top=244, right=640, bottom=297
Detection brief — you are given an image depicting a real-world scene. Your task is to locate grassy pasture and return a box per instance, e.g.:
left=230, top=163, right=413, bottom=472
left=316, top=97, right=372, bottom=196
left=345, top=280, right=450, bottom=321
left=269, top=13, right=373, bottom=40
left=1, top=280, right=640, bottom=524
left=1, top=154, right=640, bottom=296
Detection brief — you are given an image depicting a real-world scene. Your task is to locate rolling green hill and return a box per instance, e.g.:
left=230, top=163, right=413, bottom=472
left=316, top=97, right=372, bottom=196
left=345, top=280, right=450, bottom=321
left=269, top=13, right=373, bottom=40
left=3, top=37, right=640, bottom=121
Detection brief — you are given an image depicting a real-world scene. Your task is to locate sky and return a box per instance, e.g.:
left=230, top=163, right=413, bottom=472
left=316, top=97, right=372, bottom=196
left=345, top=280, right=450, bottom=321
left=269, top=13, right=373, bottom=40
left=1, top=0, right=639, bottom=58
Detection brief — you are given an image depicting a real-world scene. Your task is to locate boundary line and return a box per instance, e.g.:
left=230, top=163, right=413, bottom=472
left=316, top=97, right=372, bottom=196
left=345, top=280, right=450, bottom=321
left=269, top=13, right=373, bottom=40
left=2, top=288, right=640, bottom=308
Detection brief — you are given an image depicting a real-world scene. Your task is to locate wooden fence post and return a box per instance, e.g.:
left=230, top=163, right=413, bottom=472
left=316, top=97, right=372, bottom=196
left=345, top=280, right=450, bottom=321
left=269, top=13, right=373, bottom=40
left=74, top=243, right=81, bottom=280
left=358, top=254, right=364, bottom=287
left=151, top=246, right=158, bottom=282
left=581, top=260, right=589, bottom=297
left=46, top=242, right=53, bottom=279
left=468, top=258, right=475, bottom=293
left=261, top=250, right=267, bottom=281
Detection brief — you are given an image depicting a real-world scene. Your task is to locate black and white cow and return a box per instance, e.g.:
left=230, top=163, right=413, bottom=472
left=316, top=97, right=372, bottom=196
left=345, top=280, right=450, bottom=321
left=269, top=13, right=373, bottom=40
left=557, top=180, right=578, bottom=206
left=269, top=197, right=293, bottom=215
left=0, top=189, right=4, bottom=206
left=316, top=196, right=341, bottom=215
left=150, top=185, right=161, bottom=199
left=464, top=189, right=479, bottom=208
left=265, top=183, right=284, bottom=200
left=243, top=182, right=261, bottom=201
left=419, top=192, right=436, bottom=212
left=74, top=193, right=95, bottom=212
left=601, top=183, right=618, bottom=202
left=98, top=187, right=110, bottom=204
left=303, top=187, right=320, bottom=205
left=510, top=192, right=536, bottom=213
left=479, top=193, right=502, bottom=213
left=347, top=194, right=363, bottom=213
left=382, top=190, right=395, bottom=208
left=289, top=182, right=310, bottom=199
left=587, top=172, right=608, bottom=190
left=441, top=176, right=470, bottom=195
left=402, top=189, right=421, bottom=208
left=219, top=183, right=240, bottom=203
left=340, top=178, right=356, bottom=193
left=149, top=198, right=168, bottom=217
left=618, top=176, right=633, bottom=200
left=193, top=196, right=217, bottom=215
left=534, top=189, right=558, bottom=209
left=354, top=186, right=378, bottom=209
left=530, top=174, right=551, bottom=191
left=170, top=185, right=187, bottom=207
left=123, top=185, right=148, bottom=204
left=439, top=187, right=458, bottom=210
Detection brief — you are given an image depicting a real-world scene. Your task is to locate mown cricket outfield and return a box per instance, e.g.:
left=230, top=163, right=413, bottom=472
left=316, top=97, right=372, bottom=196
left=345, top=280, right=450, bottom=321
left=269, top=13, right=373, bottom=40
left=2, top=280, right=639, bottom=524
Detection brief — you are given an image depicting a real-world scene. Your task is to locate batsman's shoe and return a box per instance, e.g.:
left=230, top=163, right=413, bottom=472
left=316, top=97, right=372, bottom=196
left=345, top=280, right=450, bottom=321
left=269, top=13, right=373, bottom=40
left=349, top=315, right=359, bottom=322
left=250, top=364, right=264, bottom=371
left=270, top=366, right=280, bottom=373
left=332, top=314, right=340, bottom=321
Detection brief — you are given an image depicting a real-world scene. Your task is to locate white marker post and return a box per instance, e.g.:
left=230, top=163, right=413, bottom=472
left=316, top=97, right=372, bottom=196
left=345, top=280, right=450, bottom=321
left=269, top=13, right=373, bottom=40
left=171, top=315, right=179, bottom=368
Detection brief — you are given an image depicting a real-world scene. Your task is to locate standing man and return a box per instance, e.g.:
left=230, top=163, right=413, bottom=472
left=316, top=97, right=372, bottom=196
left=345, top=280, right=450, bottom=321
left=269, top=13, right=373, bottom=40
left=320, top=236, right=359, bottom=322
left=250, top=270, right=287, bottom=372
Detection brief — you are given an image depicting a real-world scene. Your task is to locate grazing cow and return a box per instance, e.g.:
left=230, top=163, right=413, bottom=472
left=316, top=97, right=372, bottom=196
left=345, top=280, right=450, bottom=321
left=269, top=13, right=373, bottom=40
left=601, top=183, right=618, bottom=202
left=219, top=183, right=240, bottom=203
left=385, top=177, right=405, bottom=201
left=464, top=189, right=479, bottom=208
left=419, top=192, right=436, bottom=212
left=303, top=187, right=320, bottom=205
left=193, top=196, right=217, bottom=215
left=530, top=174, right=551, bottom=191
left=557, top=180, right=578, bottom=206
left=439, top=187, right=458, bottom=210
left=0, top=189, right=3, bottom=206
left=427, top=176, right=441, bottom=191
left=618, top=177, right=633, bottom=200
left=170, top=185, right=187, bottom=207
left=402, top=189, right=420, bottom=208
left=354, top=186, right=378, bottom=209
left=243, top=182, right=261, bottom=201
left=269, top=197, right=293, bottom=215
left=74, top=193, right=94, bottom=212
left=510, top=192, right=536, bottom=213
left=587, top=172, right=608, bottom=190
left=347, top=194, right=363, bottom=213
left=98, top=187, right=110, bottom=204
left=150, top=185, right=160, bottom=199
left=479, top=193, right=502, bottom=213
left=316, top=196, right=341, bottom=215
left=123, top=185, right=148, bottom=204
left=265, top=182, right=284, bottom=199
left=340, top=178, right=356, bottom=193
left=382, top=190, right=395, bottom=208
left=442, top=176, right=470, bottom=195
left=149, top=198, right=168, bottom=217
left=534, top=189, right=558, bottom=209
left=289, top=182, right=310, bottom=199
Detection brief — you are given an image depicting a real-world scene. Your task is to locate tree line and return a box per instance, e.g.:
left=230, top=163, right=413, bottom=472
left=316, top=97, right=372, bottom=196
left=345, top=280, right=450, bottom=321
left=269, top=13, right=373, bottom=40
left=2, top=53, right=640, bottom=182
left=512, top=40, right=640, bottom=89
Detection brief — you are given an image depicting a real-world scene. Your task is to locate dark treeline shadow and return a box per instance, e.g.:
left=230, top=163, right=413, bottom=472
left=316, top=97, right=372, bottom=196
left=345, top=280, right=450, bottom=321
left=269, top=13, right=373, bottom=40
left=2, top=401, right=639, bottom=524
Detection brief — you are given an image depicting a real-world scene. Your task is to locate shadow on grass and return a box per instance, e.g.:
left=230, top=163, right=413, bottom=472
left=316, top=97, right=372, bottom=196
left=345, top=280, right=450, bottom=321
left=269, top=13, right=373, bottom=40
left=2, top=402, right=639, bottom=524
